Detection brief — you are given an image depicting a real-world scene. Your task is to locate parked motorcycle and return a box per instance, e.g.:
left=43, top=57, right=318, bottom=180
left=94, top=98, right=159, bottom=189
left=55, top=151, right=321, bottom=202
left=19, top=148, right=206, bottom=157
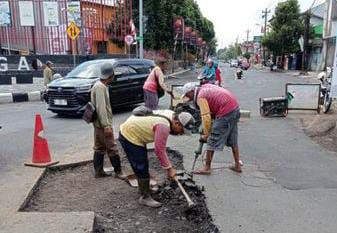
left=317, top=67, right=333, bottom=113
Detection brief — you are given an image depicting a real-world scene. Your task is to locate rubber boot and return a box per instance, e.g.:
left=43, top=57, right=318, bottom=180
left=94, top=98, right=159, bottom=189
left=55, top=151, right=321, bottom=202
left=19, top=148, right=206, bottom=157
left=108, top=154, right=127, bottom=180
left=137, top=178, right=162, bottom=208
left=93, top=152, right=111, bottom=178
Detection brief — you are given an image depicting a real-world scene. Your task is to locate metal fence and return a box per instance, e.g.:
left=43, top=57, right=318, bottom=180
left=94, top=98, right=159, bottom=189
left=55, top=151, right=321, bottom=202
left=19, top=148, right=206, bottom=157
left=0, top=0, right=132, bottom=55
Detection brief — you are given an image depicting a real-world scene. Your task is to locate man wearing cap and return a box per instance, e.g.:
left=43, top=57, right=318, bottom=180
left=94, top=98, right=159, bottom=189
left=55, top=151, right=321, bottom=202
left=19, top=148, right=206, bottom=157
left=119, top=109, right=195, bottom=208
left=182, top=82, right=242, bottom=174
left=43, top=61, right=55, bottom=86
left=143, top=58, right=173, bottom=110
left=91, top=63, right=126, bottom=179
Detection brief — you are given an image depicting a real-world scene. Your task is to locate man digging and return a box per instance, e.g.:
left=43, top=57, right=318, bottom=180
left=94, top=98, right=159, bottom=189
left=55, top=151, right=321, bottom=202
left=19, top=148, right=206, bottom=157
left=181, top=82, right=242, bottom=174
left=119, top=109, right=195, bottom=208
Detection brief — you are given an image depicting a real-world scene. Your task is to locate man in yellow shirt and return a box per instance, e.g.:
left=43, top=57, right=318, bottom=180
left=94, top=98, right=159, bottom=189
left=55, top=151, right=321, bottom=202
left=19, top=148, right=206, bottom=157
left=119, top=109, right=195, bottom=208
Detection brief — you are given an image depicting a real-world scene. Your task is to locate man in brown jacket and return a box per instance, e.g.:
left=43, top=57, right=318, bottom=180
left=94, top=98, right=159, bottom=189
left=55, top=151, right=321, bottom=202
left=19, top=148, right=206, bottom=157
left=91, top=62, right=126, bottom=179
left=43, top=61, right=54, bottom=86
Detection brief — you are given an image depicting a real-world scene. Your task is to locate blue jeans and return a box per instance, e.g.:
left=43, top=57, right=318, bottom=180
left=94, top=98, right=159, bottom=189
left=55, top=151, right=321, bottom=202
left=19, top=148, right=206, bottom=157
left=119, top=133, right=149, bottom=179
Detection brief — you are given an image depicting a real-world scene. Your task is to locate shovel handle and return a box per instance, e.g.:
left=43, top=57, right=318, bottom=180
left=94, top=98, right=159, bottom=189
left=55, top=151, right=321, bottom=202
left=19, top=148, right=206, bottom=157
left=175, top=178, right=195, bottom=207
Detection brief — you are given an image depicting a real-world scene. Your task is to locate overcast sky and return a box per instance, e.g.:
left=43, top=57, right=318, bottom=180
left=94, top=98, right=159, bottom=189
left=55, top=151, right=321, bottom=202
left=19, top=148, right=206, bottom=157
left=195, top=0, right=325, bottom=48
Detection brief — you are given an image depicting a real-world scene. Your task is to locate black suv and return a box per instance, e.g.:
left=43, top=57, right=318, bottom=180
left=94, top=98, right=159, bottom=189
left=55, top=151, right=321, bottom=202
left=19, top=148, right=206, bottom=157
left=46, top=59, right=157, bottom=115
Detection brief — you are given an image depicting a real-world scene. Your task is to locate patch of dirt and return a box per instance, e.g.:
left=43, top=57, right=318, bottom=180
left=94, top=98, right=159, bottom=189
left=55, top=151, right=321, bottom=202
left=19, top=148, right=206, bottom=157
left=301, top=106, right=337, bottom=153
left=22, top=148, right=219, bottom=233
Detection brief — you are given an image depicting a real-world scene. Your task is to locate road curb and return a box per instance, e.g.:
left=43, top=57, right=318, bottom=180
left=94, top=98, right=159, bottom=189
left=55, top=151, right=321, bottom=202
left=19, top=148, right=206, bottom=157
left=0, top=91, right=43, bottom=104
left=167, top=69, right=192, bottom=79
left=0, top=69, right=191, bottom=105
left=16, top=160, right=96, bottom=233
left=240, top=110, right=251, bottom=118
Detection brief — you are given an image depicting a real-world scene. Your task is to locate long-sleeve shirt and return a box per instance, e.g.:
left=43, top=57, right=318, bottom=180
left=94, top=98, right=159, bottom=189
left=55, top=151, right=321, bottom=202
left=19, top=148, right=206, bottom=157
left=197, top=84, right=239, bottom=137
left=143, top=66, right=169, bottom=93
left=120, top=110, right=174, bottom=169
left=43, top=67, right=53, bottom=86
left=91, top=81, right=113, bottom=129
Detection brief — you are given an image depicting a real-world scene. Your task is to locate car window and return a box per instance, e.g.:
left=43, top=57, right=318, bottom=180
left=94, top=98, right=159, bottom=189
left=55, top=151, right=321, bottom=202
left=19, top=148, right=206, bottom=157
left=129, top=64, right=150, bottom=74
left=114, top=65, right=129, bottom=80
left=66, top=61, right=106, bottom=79
left=128, top=66, right=138, bottom=75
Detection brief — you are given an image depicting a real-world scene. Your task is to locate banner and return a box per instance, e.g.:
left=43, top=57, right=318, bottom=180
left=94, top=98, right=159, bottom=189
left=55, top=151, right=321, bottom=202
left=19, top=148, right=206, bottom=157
left=67, top=1, right=81, bottom=26
left=184, top=26, right=192, bottom=43
left=0, top=1, right=10, bottom=26
left=190, top=31, right=197, bottom=45
left=48, top=24, right=68, bottom=54
left=330, top=27, right=337, bottom=98
left=19, top=1, right=35, bottom=26
left=43, top=1, right=59, bottom=26
left=173, top=16, right=184, bottom=40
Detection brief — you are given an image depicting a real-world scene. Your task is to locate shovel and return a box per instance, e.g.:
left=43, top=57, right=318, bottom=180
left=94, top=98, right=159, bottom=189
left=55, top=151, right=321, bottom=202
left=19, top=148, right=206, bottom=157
left=174, top=177, right=195, bottom=209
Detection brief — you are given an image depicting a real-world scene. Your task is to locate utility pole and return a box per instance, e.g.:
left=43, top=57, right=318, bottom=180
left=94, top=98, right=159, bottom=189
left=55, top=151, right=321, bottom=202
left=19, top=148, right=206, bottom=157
left=245, top=29, right=250, bottom=53
left=139, top=0, right=144, bottom=59
left=321, top=0, right=333, bottom=70
left=262, top=8, right=271, bottom=64
left=301, top=10, right=310, bottom=74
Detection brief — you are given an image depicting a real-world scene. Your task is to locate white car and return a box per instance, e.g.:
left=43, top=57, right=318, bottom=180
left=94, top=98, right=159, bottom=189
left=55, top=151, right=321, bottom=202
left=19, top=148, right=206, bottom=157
left=230, top=59, right=239, bottom=67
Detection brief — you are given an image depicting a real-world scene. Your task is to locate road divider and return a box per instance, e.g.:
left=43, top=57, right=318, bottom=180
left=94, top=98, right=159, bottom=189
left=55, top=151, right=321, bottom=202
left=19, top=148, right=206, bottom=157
left=0, top=91, right=43, bottom=104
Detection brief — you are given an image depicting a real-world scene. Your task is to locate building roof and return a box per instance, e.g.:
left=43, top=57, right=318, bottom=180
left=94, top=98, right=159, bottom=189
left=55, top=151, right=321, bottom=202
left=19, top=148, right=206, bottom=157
left=311, top=1, right=337, bottom=19
left=311, top=2, right=325, bottom=19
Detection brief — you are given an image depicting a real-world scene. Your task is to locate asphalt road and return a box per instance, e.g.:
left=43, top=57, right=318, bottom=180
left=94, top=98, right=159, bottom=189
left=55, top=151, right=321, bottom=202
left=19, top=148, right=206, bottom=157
left=1, top=64, right=337, bottom=232
left=0, top=70, right=194, bottom=173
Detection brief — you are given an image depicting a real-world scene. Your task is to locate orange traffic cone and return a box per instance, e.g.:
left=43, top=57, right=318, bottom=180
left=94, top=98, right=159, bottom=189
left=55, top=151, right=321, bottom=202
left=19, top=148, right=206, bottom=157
left=24, top=114, right=59, bottom=168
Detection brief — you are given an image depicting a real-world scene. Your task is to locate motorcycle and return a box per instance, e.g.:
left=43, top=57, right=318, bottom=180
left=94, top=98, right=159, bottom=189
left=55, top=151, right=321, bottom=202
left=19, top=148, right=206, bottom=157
left=197, top=74, right=215, bottom=85
left=317, top=67, right=333, bottom=113
left=236, top=67, right=243, bottom=79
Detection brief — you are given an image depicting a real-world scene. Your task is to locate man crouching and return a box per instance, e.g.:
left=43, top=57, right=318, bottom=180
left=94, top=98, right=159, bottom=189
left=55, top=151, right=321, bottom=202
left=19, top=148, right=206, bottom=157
left=119, top=109, right=195, bottom=208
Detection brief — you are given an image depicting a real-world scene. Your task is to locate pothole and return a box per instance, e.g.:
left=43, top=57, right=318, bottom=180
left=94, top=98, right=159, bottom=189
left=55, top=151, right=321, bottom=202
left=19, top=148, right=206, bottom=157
left=20, top=149, right=219, bottom=233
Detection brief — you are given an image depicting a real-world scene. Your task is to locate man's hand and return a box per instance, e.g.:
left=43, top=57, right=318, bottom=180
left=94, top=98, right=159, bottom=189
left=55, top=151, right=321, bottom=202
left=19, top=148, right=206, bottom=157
left=104, top=127, right=113, bottom=138
left=199, top=135, right=208, bottom=143
left=167, top=167, right=176, bottom=180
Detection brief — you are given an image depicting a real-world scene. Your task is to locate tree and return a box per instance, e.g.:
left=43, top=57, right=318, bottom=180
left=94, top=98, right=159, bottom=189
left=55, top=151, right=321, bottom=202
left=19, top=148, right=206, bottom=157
left=217, top=43, right=241, bottom=61
left=262, top=0, right=304, bottom=56
left=132, top=0, right=216, bottom=53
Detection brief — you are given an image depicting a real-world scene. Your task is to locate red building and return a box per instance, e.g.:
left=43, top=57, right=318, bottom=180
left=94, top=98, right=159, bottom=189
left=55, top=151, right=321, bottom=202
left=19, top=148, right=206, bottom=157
left=0, top=0, right=133, bottom=55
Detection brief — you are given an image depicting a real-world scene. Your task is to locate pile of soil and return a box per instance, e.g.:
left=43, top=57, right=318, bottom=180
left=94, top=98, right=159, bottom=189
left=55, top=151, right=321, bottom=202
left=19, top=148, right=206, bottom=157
left=22, top=149, right=219, bottom=233
left=301, top=109, right=337, bottom=153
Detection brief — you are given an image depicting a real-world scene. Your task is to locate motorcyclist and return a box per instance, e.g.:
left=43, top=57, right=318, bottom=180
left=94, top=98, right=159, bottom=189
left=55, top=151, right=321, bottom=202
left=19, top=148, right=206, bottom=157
left=201, top=59, right=216, bottom=84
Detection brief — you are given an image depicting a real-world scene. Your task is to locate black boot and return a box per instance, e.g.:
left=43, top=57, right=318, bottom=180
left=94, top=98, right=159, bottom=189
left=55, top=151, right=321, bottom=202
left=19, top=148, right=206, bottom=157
left=93, top=152, right=111, bottom=178
left=109, top=154, right=126, bottom=179
left=137, top=178, right=162, bottom=208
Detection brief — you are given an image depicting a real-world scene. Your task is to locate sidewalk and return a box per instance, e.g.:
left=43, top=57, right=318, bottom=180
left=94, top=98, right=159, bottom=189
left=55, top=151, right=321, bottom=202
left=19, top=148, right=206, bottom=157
left=251, top=65, right=319, bottom=79
left=0, top=149, right=95, bottom=233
